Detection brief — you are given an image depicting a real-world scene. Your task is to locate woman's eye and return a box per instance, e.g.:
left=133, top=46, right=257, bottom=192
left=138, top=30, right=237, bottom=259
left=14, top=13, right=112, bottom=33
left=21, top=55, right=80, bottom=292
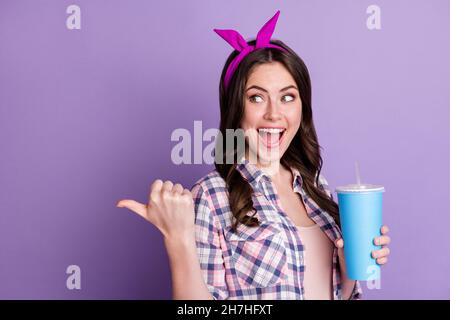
left=249, top=95, right=263, bottom=103
left=282, top=94, right=295, bottom=102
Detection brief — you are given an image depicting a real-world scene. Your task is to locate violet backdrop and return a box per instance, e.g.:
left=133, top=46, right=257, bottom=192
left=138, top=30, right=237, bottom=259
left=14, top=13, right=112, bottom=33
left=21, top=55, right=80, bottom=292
left=1, top=0, right=449, bottom=299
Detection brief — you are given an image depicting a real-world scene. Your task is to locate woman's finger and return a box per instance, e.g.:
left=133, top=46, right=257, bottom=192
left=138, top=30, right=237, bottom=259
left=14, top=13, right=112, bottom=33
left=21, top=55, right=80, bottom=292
left=162, top=180, right=174, bottom=192
left=376, top=257, right=388, bottom=265
left=372, top=247, right=390, bottom=259
left=335, top=238, right=344, bottom=248
left=151, top=179, right=163, bottom=193
left=182, top=188, right=192, bottom=196
left=117, top=199, right=147, bottom=219
left=149, top=179, right=163, bottom=204
left=172, top=183, right=184, bottom=194
left=381, top=225, right=389, bottom=234
left=374, top=235, right=391, bottom=246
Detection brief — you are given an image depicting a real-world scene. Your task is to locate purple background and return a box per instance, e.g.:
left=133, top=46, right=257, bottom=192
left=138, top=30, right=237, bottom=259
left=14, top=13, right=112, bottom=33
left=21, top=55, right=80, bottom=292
left=1, top=0, right=449, bottom=299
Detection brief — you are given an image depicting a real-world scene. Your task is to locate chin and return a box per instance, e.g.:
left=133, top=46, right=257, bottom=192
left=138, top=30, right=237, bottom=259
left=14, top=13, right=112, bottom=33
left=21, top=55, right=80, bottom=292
left=257, top=147, right=285, bottom=163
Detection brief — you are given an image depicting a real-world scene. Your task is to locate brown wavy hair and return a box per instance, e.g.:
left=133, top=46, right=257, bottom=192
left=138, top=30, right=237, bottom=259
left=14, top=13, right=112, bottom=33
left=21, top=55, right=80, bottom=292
left=214, top=39, right=340, bottom=232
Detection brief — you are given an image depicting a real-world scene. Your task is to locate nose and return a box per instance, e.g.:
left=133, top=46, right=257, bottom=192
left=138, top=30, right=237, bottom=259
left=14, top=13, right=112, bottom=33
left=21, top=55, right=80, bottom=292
left=264, top=98, right=282, bottom=121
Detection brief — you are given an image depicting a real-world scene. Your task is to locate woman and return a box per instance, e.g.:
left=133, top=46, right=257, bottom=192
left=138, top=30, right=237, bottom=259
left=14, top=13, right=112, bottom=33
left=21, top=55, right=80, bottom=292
left=116, top=11, right=391, bottom=300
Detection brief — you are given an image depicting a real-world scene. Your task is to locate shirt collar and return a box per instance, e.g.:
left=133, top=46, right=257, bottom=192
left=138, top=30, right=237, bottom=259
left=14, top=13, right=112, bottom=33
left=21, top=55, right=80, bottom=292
left=289, top=165, right=304, bottom=193
left=235, top=158, right=303, bottom=192
left=235, top=158, right=266, bottom=191
left=235, top=158, right=341, bottom=242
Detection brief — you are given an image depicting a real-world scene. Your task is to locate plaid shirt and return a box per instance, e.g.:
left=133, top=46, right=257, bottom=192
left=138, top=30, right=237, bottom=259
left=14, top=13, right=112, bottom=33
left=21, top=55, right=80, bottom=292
left=191, top=158, right=363, bottom=300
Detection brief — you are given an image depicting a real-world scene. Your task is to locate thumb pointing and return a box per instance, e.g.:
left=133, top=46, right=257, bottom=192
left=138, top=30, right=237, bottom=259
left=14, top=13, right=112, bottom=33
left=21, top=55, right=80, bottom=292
left=117, top=199, right=147, bottom=220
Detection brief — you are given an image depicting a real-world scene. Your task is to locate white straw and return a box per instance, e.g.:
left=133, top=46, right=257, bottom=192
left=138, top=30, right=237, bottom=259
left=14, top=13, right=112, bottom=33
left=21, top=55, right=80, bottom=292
left=355, top=161, right=361, bottom=186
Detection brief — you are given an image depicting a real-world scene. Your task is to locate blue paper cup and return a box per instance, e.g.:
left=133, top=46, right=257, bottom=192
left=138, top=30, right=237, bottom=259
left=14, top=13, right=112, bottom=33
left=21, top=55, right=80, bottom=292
left=335, top=184, right=385, bottom=281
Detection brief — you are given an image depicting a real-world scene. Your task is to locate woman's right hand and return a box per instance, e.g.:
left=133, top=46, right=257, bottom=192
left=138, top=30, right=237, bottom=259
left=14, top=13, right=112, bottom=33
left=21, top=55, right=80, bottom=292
left=118, top=182, right=213, bottom=299
left=116, top=180, right=195, bottom=241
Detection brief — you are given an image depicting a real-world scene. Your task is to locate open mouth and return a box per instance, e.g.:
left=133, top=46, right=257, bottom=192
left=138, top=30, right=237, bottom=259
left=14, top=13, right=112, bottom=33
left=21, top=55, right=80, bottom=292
left=257, top=127, right=286, bottom=148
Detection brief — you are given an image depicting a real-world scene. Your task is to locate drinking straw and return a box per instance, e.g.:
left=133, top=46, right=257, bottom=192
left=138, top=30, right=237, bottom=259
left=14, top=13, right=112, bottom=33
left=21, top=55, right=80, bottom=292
left=355, top=161, right=361, bottom=187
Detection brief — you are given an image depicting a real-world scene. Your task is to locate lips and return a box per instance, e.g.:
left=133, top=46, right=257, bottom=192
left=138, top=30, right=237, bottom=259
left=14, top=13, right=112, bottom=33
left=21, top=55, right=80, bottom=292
left=257, top=127, right=286, bottom=148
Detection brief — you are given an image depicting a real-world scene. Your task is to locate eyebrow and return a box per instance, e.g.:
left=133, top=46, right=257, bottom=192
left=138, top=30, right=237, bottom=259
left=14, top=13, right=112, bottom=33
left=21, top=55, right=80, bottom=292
left=245, top=85, right=298, bottom=93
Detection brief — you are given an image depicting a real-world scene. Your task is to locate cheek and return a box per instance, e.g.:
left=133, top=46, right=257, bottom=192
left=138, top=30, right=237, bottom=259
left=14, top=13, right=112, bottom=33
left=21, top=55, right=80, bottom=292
left=286, top=107, right=302, bottom=130
left=242, top=105, right=262, bottom=128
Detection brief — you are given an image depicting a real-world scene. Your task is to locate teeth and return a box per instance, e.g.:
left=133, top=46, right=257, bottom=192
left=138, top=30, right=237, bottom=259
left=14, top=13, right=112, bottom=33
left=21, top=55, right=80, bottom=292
left=258, top=128, right=285, bottom=134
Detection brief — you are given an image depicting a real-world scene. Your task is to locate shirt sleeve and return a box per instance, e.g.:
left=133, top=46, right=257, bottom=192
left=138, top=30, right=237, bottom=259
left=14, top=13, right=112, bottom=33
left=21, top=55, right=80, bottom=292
left=191, top=183, right=229, bottom=300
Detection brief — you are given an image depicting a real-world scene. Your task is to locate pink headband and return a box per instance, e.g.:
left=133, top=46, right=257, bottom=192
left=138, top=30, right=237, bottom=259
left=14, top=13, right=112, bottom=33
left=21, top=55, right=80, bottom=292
left=213, top=10, right=288, bottom=90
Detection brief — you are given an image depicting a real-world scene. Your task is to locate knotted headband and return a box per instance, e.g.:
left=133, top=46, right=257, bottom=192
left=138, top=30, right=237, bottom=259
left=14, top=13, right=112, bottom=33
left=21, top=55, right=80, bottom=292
left=213, top=10, right=288, bottom=90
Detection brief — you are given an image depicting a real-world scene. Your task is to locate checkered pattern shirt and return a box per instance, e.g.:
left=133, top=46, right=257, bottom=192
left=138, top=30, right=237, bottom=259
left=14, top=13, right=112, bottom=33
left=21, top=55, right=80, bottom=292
left=191, top=159, right=363, bottom=300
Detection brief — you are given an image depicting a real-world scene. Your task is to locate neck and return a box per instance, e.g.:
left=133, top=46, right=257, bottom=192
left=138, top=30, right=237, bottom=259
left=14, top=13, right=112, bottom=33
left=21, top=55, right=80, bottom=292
left=243, top=149, right=286, bottom=182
